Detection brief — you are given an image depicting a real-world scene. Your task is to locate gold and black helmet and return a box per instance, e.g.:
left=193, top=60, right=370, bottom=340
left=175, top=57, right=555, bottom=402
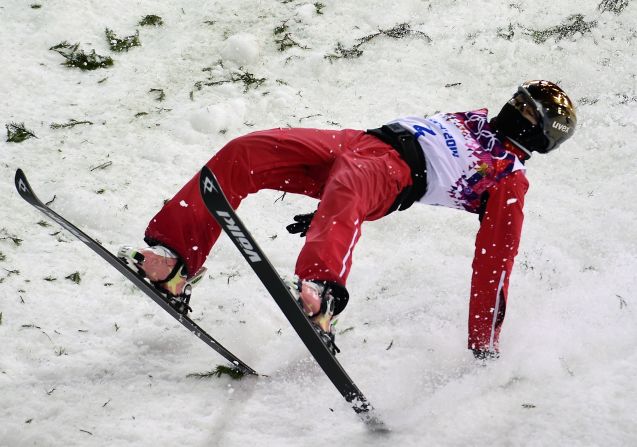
left=493, top=80, right=577, bottom=155
left=518, top=80, right=577, bottom=153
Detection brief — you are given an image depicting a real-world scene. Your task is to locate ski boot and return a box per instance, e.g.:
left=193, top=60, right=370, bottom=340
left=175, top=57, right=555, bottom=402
left=118, top=245, right=206, bottom=315
left=293, top=279, right=350, bottom=355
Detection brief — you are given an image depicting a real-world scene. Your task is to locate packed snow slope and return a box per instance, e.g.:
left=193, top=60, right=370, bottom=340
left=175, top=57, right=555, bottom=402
left=1, top=0, right=636, bottom=445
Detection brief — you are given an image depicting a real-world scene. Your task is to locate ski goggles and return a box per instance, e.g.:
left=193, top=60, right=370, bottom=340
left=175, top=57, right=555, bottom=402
left=510, top=87, right=543, bottom=127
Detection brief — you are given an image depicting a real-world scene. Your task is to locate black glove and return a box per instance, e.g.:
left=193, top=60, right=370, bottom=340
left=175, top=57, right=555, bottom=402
left=286, top=211, right=315, bottom=237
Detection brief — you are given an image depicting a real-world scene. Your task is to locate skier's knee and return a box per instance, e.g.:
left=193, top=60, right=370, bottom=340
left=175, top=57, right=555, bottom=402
left=216, top=136, right=252, bottom=164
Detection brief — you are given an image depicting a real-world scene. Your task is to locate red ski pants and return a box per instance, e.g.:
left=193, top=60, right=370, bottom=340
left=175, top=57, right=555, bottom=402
left=145, top=128, right=412, bottom=285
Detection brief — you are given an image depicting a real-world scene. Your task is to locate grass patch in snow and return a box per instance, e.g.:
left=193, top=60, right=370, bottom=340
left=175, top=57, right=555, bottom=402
left=273, top=20, right=309, bottom=51
left=0, top=229, right=23, bottom=246
left=195, top=66, right=266, bottom=94
left=50, top=119, right=93, bottom=129
left=578, top=97, right=599, bottom=105
left=65, top=272, right=81, bottom=284
left=89, top=161, right=113, bottom=171
left=497, top=24, right=516, bottom=40
left=275, top=33, right=309, bottom=51
left=50, top=41, right=113, bottom=70
left=139, top=15, right=164, bottom=26
left=598, top=0, right=630, bottom=13
left=2, top=269, right=20, bottom=279
left=5, top=122, right=36, bottom=143
left=326, top=23, right=431, bottom=60
left=274, top=21, right=289, bottom=35
left=227, top=70, right=266, bottom=92
left=525, top=14, right=598, bottom=43
left=187, top=365, right=246, bottom=380
left=149, top=88, right=165, bottom=101
left=105, top=28, right=141, bottom=52
left=617, top=93, right=637, bottom=104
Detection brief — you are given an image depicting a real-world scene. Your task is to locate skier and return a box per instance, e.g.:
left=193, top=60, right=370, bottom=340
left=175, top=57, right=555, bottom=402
left=119, top=80, right=576, bottom=358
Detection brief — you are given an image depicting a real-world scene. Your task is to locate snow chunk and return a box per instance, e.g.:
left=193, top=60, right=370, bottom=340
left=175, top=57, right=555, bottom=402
left=190, top=109, right=219, bottom=134
left=189, top=100, right=247, bottom=134
left=506, top=198, right=518, bottom=205
left=296, top=3, right=316, bottom=20
left=180, top=200, right=188, bottom=207
left=221, top=33, right=260, bottom=65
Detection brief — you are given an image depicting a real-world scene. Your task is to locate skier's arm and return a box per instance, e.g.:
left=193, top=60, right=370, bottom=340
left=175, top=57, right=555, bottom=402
left=468, top=170, right=529, bottom=353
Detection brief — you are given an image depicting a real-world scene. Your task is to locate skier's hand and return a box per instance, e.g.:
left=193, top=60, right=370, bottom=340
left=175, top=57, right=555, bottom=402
left=286, top=211, right=315, bottom=237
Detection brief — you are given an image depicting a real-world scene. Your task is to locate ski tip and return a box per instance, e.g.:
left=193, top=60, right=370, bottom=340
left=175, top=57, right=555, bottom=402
left=198, top=165, right=222, bottom=198
left=14, top=168, right=32, bottom=198
left=15, top=168, right=25, bottom=184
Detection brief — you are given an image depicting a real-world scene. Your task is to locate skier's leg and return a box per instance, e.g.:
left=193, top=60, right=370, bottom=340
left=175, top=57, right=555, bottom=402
left=295, top=132, right=412, bottom=292
left=292, top=134, right=410, bottom=348
left=144, top=128, right=360, bottom=276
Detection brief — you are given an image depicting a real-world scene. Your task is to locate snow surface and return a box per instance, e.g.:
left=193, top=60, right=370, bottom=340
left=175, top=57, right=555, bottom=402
left=1, top=1, right=637, bottom=446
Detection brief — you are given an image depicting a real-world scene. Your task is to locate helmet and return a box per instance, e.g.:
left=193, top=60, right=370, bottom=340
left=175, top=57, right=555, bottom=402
left=493, top=80, right=577, bottom=155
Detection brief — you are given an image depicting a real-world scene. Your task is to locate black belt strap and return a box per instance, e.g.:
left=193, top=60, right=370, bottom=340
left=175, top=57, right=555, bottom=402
left=367, top=123, right=428, bottom=214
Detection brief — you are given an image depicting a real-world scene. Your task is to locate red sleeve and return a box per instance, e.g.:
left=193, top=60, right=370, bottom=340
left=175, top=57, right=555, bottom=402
left=468, top=170, right=529, bottom=352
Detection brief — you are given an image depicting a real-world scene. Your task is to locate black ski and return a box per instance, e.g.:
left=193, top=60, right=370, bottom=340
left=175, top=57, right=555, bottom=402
left=14, top=169, right=257, bottom=376
left=198, top=166, right=387, bottom=430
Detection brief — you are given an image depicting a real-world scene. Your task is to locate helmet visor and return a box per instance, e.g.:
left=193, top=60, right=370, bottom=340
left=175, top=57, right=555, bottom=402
left=518, top=82, right=577, bottom=152
left=515, top=86, right=544, bottom=127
